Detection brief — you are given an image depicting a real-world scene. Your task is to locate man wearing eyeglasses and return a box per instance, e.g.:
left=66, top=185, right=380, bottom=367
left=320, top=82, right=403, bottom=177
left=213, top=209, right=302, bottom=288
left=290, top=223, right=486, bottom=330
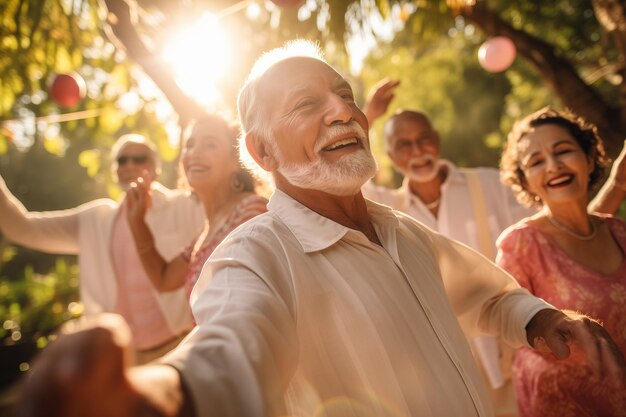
left=361, top=81, right=534, bottom=261
left=0, top=134, right=205, bottom=362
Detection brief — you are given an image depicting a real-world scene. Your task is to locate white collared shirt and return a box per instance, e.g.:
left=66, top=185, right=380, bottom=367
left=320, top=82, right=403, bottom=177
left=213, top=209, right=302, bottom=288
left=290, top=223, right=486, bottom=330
left=362, top=160, right=535, bottom=260
left=165, top=190, right=550, bottom=417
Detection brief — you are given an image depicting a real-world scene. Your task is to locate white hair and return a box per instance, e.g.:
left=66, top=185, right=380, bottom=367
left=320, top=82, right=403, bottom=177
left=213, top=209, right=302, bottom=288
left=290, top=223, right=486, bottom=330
left=237, top=39, right=327, bottom=182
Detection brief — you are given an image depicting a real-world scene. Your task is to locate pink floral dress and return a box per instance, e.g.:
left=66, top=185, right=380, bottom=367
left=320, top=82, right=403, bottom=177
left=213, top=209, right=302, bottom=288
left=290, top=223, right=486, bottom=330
left=497, top=216, right=626, bottom=417
left=182, top=194, right=268, bottom=299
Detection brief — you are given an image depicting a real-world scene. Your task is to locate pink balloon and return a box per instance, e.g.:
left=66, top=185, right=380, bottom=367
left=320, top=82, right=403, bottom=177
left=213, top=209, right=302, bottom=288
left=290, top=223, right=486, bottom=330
left=478, top=36, right=517, bottom=73
left=270, top=0, right=304, bottom=8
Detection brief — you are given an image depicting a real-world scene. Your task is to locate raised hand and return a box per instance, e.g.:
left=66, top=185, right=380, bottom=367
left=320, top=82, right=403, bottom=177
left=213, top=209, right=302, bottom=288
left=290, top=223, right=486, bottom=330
left=126, top=172, right=153, bottom=226
left=364, top=79, right=401, bottom=125
left=609, top=139, right=626, bottom=191
left=526, top=308, right=626, bottom=389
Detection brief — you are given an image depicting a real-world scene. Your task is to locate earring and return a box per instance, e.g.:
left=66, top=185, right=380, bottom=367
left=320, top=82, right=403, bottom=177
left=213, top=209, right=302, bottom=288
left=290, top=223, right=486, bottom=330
left=231, top=173, right=245, bottom=193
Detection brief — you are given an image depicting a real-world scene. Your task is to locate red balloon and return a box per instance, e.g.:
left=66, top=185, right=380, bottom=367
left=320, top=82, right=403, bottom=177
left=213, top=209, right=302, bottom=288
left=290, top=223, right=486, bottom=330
left=49, top=73, right=86, bottom=107
left=270, top=0, right=304, bottom=8
left=478, top=36, right=517, bottom=73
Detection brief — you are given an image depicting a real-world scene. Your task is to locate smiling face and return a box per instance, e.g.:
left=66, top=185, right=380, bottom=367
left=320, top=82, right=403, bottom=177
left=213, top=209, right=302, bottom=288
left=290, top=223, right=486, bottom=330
left=518, top=124, right=594, bottom=208
left=181, top=118, right=240, bottom=195
left=115, top=143, right=157, bottom=190
left=256, top=57, right=377, bottom=196
left=385, top=112, right=441, bottom=183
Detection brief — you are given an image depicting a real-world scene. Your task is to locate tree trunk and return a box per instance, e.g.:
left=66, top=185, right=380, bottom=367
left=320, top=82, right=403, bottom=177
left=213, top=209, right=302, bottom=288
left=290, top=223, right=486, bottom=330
left=592, top=0, right=626, bottom=145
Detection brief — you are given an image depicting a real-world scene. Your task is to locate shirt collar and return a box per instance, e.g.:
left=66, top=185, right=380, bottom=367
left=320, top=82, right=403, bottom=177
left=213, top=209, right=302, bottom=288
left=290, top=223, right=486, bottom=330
left=401, top=159, right=464, bottom=207
left=268, top=189, right=400, bottom=253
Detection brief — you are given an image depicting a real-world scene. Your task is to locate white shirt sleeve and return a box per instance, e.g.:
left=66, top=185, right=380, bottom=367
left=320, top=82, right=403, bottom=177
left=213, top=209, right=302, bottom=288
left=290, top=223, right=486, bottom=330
left=164, top=232, right=297, bottom=417
left=428, top=228, right=552, bottom=347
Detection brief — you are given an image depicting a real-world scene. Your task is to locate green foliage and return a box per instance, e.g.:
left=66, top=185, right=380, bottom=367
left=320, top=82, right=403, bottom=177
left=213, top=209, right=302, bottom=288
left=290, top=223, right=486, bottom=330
left=0, top=0, right=185, bottom=190
left=0, top=257, right=81, bottom=343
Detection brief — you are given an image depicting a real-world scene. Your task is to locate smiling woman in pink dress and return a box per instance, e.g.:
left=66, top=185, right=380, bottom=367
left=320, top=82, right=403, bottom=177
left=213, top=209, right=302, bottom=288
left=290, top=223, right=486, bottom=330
left=497, top=108, right=626, bottom=417
left=125, top=114, right=268, bottom=300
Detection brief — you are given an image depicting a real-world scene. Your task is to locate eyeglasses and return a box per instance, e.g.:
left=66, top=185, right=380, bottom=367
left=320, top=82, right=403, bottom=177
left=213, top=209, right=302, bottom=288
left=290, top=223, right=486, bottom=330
left=116, top=155, right=150, bottom=166
left=393, top=136, right=438, bottom=155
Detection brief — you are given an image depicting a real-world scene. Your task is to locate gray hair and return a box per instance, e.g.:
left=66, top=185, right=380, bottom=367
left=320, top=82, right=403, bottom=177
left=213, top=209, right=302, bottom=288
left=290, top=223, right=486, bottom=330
left=236, top=40, right=327, bottom=180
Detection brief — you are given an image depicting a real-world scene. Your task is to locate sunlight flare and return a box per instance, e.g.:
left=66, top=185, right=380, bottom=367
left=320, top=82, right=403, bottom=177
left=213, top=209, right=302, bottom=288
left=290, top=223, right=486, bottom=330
left=162, top=12, right=232, bottom=106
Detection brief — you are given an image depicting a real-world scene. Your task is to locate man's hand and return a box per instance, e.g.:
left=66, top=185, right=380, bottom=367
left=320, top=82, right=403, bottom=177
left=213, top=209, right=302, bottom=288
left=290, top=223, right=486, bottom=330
left=13, top=314, right=165, bottom=417
left=364, top=79, right=400, bottom=125
left=526, top=309, right=626, bottom=388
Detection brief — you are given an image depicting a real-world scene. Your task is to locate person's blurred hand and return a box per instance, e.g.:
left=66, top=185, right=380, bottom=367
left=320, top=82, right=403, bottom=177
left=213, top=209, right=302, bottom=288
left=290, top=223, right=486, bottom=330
left=12, top=314, right=164, bottom=417
left=364, top=79, right=401, bottom=125
left=126, top=172, right=153, bottom=226
left=609, top=139, right=626, bottom=191
left=526, top=308, right=626, bottom=389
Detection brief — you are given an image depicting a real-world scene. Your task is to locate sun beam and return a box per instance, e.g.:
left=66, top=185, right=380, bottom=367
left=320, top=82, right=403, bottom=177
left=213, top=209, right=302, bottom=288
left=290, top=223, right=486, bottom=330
left=162, top=12, right=232, bottom=107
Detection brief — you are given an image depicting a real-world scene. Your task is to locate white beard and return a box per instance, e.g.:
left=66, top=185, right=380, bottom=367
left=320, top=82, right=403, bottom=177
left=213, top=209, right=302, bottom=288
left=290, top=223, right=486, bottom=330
left=403, top=154, right=441, bottom=183
left=273, top=122, right=378, bottom=196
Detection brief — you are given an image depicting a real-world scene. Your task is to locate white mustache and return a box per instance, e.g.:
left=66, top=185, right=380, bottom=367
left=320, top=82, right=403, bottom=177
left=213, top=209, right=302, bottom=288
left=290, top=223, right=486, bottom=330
left=409, top=153, right=436, bottom=167
left=314, top=122, right=367, bottom=153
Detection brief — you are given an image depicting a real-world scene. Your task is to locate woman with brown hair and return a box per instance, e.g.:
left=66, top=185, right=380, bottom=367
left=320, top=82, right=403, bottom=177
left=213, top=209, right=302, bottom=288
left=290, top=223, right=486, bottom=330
left=497, top=107, right=626, bottom=417
left=126, top=113, right=268, bottom=301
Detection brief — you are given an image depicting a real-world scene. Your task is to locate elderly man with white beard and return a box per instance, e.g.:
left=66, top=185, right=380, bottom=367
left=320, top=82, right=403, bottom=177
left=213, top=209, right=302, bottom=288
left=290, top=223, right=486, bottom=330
left=362, top=103, right=535, bottom=262
left=13, top=40, right=626, bottom=417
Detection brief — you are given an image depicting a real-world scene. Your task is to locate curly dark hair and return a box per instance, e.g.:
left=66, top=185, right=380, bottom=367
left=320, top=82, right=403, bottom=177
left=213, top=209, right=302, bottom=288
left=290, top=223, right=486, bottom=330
left=178, top=113, right=261, bottom=193
left=500, top=107, right=609, bottom=208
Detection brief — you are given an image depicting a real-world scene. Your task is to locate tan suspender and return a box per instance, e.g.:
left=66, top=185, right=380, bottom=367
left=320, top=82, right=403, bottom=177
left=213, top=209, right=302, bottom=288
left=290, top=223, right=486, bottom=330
left=397, top=170, right=493, bottom=260
left=395, top=190, right=405, bottom=213
left=461, top=169, right=495, bottom=260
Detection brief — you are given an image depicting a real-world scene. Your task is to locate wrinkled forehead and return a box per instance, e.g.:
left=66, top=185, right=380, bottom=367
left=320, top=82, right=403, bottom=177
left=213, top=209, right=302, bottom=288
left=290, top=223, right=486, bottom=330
left=386, top=113, right=433, bottom=141
left=258, top=57, right=347, bottom=100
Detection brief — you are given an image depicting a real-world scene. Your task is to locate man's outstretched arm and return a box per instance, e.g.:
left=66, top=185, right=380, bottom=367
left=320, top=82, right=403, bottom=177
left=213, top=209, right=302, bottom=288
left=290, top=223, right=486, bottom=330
left=0, top=174, right=82, bottom=254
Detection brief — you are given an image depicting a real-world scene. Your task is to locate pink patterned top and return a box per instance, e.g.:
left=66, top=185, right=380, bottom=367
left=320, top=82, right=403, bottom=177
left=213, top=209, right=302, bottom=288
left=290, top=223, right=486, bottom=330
left=182, top=194, right=268, bottom=299
left=497, top=216, right=626, bottom=417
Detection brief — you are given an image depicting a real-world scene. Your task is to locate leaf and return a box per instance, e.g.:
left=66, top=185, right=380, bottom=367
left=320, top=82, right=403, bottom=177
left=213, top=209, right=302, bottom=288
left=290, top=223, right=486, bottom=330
left=98, top=104, right=124, bottom=134
left=78, top=148, right=101, bottom=177
left=43, top=135, right=67, bottom=156
left=54, top=46, right=74, bottom=73
left=2, top=246, right=17, bottom=262
left=0, top=135, right=8, bottom=154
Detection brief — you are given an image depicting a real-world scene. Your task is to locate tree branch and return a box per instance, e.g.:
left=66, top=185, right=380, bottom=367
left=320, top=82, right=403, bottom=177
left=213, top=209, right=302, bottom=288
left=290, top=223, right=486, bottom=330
left=592, top=0, right=626, bottom=136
